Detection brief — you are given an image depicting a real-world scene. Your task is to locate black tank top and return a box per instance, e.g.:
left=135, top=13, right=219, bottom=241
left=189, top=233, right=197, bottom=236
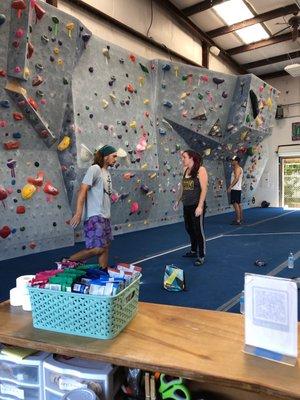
left=182, top=169, right=201, bottom=206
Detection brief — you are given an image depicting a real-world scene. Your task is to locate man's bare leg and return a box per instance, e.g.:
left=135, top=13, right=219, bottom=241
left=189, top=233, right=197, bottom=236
left=69, top=247, right=104, bottom=262
left=99, top=245, right=109, bottom=268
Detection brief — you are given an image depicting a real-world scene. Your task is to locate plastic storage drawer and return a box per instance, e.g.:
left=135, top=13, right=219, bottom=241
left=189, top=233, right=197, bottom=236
left=0, top=381, right=39, bottom=399
left=43, top=355, right=121, bottom=400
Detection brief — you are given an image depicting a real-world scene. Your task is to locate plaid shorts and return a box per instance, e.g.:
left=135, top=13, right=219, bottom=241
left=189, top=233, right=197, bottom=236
left=83, top=215, right=113, bottom=249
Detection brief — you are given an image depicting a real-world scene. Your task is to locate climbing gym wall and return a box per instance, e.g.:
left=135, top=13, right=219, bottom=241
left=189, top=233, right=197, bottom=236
left=0, top=0, right=279, bottom=261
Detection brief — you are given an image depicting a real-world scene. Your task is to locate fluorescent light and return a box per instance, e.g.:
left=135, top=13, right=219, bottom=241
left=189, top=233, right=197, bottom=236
left=236, top=24, right=270, bottom=44
left=213, top=0, right=269, bottom=44
left=213, top=0, right=252, bottom=24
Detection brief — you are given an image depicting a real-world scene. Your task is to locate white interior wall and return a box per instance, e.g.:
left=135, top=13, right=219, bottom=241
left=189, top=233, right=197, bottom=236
left=57, top=0, right=238, bottom=74
left=254, top=76, right=300, bottom=207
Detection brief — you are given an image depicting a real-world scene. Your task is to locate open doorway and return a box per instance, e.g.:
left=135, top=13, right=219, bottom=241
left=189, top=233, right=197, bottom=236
left=280, top=158, right=300, bottom=209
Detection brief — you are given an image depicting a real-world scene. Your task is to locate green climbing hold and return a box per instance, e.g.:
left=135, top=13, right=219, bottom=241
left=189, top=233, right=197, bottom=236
left=198, top=93, right=203, bottom=100
left=246, top=114, right=251, bottom=123
left=139, top=63, right=149, bottom=74
left=182, top=75, right=188, bottom=81
left=63, top=77, right=69, bottom=85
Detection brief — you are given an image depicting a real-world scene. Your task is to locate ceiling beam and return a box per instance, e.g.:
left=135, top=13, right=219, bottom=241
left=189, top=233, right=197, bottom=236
left=258, top=70, right=289, bottom=80
left=227, top=32, right=294, bottom=55
left=62, top=0, right=202, bottom=67
left=243, top=51, right=300, bottom=70
left=182, top=0, right=224, bottom=17
left=152, top=0, right=246, bottom=73
left=207, top=4, right=299, bottom=38
left=46, top=0, right=58, bottom=6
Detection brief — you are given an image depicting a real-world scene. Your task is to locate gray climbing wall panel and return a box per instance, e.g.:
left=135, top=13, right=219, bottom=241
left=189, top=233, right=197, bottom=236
left=0, top=0, right=279, bottom=261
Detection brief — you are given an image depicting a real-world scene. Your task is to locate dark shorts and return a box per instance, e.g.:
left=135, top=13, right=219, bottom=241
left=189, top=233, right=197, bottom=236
left=230, top=190, right=241, bottom=204
left=83, top=215, right=113, bottom=249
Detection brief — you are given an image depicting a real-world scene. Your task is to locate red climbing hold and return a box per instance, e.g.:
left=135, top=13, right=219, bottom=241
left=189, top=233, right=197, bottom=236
left=0, top=70, right=6, bottom=77
left=0, top=186, right=8, bottom=207
left=27, top=171, right=44, bottom=187
left=44, top=181, right=59, bottom=196
left=3, top=141, right=20, bottom=150
left=16, top=205, right=26, bottom=214
left=29, top=241, right=36, bottom=249
left=127, top=84, right=134, bottom=93
left=34, top=3, right=45, bottom=22
left=13, top=112, right=23, bottom=121
left=27, top=41, right=34, bottom=59
left=0, top=226, right=11, bottom=239
left=129, top=54, right=136, bottom=62
left=27, top=97, right=39, bottom=110
left=11, top=0, right=26, bottom=19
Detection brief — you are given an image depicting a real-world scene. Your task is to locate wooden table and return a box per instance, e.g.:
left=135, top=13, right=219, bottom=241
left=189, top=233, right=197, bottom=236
left=0, top=301, right=299, bottom=400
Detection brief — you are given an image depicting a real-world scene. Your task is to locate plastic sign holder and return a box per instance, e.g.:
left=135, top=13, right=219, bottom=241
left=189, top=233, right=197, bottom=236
left=244, top=273, right=298, bottom=366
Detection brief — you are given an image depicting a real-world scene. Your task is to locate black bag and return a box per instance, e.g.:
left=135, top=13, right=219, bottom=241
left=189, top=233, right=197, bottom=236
left=261, top=201, right=270, bottom=208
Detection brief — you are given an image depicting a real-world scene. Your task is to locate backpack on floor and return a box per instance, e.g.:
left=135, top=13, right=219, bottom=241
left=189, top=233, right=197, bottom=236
left=163, top=264, right=186, bottom=291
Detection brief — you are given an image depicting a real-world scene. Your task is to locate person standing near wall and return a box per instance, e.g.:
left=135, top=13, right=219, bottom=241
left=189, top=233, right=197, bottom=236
left=68, top=145, right=118, bottom=268
left=174, top=150, right=208, bottom=266
left=227, top=155, right=243, bottom=225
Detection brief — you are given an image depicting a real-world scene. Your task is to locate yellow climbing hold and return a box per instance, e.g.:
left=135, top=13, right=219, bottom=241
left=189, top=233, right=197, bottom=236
left=141, top=163, right=148, bottom=170
left=180, top=92, right=188, bottom=99
left=57, top=58, right=64, bottom=66
left=266, top=97, right=273, bottom=111
left=204, top=148, right=211, bottom=156
left=53, top=47, right=59, bottom=55
left=24, top=67, right=30, bottom=79
left=174, top=66, right=179, bottom=77
left=138, top=76, right=145, bottom=86
left=66, top=22, right=75, bottom=38
left=240, top=130, right=248, bottom=140
left=143, top=99, right=150, bottom=105
left=101, top=99, right=109, bottom=109
left=57, top=136, right=71, bottom=151
left=130, top=120, right=137, bottom=129
left=109, top=93, right=116, bottom=103
left=149, top=172, right=157, bottom=179
left=21, top=183, right=36, bottom=200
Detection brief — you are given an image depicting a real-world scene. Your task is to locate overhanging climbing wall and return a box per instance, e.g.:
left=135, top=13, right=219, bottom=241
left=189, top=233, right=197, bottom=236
left=0, top=0, right=279, bottom=261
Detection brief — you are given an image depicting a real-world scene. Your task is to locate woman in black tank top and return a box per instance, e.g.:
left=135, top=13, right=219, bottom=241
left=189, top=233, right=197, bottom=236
left=174, top=150, right=208, bottom=266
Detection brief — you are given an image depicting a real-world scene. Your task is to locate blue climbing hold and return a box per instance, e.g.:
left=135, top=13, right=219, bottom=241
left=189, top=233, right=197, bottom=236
left=0, top=100, right=10, bottom=108
left=0, top=14, right=6, bottom=26
left=163, top=100, right=173, bottom=108
left=12, top=132, right=21, bottom=139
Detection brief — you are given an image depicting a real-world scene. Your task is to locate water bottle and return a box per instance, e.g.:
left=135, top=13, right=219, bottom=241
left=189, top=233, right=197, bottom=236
left=240, top=291, right=245, bottom=314
left=288, top=252, right=295, bottom=269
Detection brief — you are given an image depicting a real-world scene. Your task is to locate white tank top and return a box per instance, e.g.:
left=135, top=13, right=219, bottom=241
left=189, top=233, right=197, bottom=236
left=231, top=166, right=243, bottom=190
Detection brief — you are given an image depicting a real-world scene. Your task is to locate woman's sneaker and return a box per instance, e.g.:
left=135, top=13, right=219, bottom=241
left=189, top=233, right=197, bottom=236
left=194, top=257, right=205, bottom=266
left=182, top=251, right=197, bottom=258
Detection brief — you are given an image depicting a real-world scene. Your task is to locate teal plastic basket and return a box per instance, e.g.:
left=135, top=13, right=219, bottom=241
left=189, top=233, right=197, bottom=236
left=29, top=274, right=141, bottom=339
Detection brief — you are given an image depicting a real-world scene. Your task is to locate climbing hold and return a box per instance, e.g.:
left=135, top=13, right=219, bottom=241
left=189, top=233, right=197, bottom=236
left=204, top=148, right=211, bottom=156
left=32, top=75, right=44, bottom=86
left=82, top=32, right=91, bottom=49
left=123, top=172, right=135, bottom=181
left=162, top=64, right=171, bottom=71
left=0, top=226, right=11, bottom=239
left=57, top=136, right=71, bottom=151
left=139, top=63, right=149, bottom=74
left=66, top=22, right=75, bottom=38
left=222, top=91, right=228, bottom=98
left=129, top=54, right=136, bottom=62
left=129, top=120, right=137, bottom=129
left=27, top=171, right=44, bottom=187
left=111, top=193, right=119, bottom=203
left=0, top=186, right=8, bottom=207
left=130, top=202, right=139, bottom=214
left=140, top=185, right=149, bottom=194
left=21, top=183, right=36, bottom=200
left=34, top=3, right=45, bottom=22
left=15, top=28, right=25, bottom=38
left=16, top=205, right=25, bottom=214
left=44, top=181, right=59, bottom=196
left=116, top=148, right=127, bottom=157
left=163, top=100, right=173, bottom=108
left=41, top=34, right=49, bottom=44
left=143, top=99, right=150, bottom=105
left=159, top=128, right=167, bottom=135
left=7, top=159, right=17, bottom=177
left=109, top=93, right=116, bottom=103
left=0, top=100, right=10, bottom=108
left=52, top=16, right=59, bottom=35
left=249, top=90, right=259, bottom=119
left=27, top=97, right=38, bottom=110
left=13, top=112, right=23, bottom=121
left=62, top=77, right=69, bottom=85
left=126, top=84, right=135, bottom=93
left=102, top=46, right=110, bottom=61
left=213, top=77, right=224, bottom=88
left=11, top=0, right=26, bottom=19
left=0, top=14, right=6, bottom=26
left=4, top=141, right=20, bottom=150
left=101, top=99, right=109, bottom=109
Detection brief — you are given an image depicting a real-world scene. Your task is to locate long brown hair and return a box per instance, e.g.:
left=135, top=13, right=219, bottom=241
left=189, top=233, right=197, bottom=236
left=93, top=151, right=104, bottom=168
left=183, top=150, right=202, bottom=178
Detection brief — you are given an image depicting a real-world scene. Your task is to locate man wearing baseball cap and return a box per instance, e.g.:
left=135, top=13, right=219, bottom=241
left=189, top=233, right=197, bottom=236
left=68, top=145, right=118, bottom=268
left=227, top=155, right=243, bottom=225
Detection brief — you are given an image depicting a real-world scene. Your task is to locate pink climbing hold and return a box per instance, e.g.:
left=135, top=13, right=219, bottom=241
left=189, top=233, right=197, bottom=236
left=0, top=186, right=8, bottom=208
left=15, top=28, right=25, bottom=38
left=14, top=66, right=21, bottom=73
left=130, top=202, right=139, bottom=214
left=27, top=171, right=44, bottom=187
left=44, top=181, right=59, bottom=196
